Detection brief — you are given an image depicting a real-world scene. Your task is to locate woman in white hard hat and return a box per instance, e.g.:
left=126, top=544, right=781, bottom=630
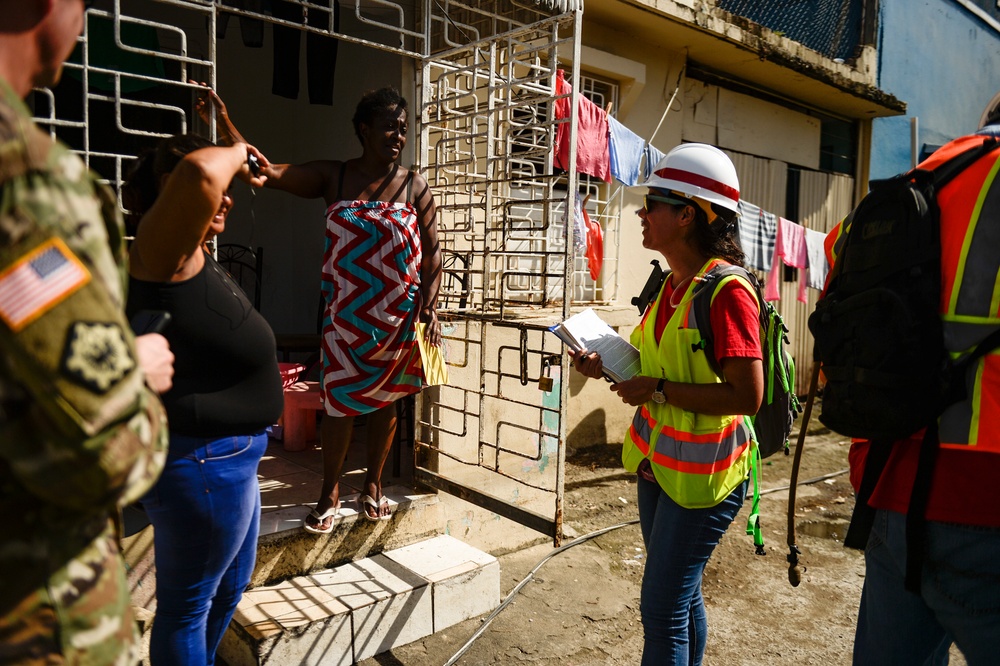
left=571, top=143, right=763, bottom=665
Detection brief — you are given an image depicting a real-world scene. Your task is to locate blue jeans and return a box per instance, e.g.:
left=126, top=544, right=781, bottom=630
left=636, top=475, right=746, bottom=666
left=853, top=509, right=1000, bottom=666
left=143, top=432, right=267, bottom=666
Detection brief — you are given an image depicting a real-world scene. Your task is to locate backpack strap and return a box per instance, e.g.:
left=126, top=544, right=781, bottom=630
left=869, top=137, right=999, bottom=195
left=843, top=437, right=893, bottom=550
left=745, top=443, right=766, bottom=555
left=942, top=325, right=1000, bottom=405
left=902, top=324, right=1000, bottom=590
left=690, top=264, right=761, bottom=378
left=926, top=136, right=999, bottom=190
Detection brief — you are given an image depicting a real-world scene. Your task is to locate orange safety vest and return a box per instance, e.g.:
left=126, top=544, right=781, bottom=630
left=621, top=258, right=755, bottom=508
left=922, top=135, right=1000, bottom=451
left=826, top=136, right=1000, bottom=452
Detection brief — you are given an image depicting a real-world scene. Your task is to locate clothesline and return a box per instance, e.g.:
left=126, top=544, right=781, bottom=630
left=554, top=69, right=829, bottom=300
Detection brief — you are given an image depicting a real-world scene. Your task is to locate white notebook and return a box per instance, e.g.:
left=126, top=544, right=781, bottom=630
left=549, top=308, right=641, bottom=383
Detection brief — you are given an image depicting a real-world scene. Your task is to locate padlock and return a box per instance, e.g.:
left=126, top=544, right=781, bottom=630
left=538, top=355, right=555, bottom=392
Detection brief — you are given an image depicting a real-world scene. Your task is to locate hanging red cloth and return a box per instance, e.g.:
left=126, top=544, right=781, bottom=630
left=553, top=70, right=612, bottom=183
left=583, top=204, right=603, bottom=281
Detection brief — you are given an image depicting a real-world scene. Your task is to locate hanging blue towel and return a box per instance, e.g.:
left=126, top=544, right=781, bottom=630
left=608, top=116, right=645, bottom=186
left=642, top=144, right=666, bottom=182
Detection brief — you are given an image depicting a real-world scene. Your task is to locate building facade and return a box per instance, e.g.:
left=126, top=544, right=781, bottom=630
left=870, top=0, right=1000, bottom=178
left=37, top=0, right=901, bottom=545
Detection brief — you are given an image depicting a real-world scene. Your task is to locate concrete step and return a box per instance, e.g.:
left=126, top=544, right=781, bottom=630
left=250, top=484, right=444, bottom=588
left=218, top=534, right=500, bottom=666
left=123, top=485, right=443, bottom=610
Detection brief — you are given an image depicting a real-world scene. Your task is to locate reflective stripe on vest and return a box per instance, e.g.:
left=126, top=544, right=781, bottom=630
left=622, top=258, right=754, bottom=508
left=923, top=136, right=1000, bottom=451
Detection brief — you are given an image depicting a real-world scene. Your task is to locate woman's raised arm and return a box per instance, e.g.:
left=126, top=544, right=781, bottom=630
left=130, top=142, right=266, bottom=282
left=192, top=81, right=335, bottom=201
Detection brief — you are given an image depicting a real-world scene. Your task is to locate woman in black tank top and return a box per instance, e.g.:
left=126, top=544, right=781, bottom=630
left=123, top=134, right=281, bottom=666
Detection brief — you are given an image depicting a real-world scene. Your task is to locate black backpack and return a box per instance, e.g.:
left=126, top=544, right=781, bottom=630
left=690, top=265, right=801, bottom=459
left=809, top=137, right=999, bottom=441
left=808, top=137, right=1000, bottom=589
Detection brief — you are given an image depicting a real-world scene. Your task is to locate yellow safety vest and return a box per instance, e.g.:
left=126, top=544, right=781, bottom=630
left=622, top=258, right=755, bottom=508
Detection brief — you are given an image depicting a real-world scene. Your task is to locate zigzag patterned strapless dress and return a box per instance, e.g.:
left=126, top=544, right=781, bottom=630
left=320, top=200, right=424, bottom=417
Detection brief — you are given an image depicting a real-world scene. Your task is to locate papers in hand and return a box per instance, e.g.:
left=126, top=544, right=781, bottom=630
left=549, top=308, right=641, bottom=383
left=416, top=322, right=449, bottom=386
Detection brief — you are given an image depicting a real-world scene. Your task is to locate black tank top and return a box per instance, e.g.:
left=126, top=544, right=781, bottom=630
left=127, top=253, right=283, bottom=437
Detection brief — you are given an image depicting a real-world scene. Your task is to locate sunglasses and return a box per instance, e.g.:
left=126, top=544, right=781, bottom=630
left=644, top=193, right=690, bottom=211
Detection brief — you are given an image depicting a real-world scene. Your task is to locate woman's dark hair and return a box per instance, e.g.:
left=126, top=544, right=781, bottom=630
left=123, top=133, right=213, bottom=234
left=672, top=200, right=746, bottom=268
left=351, top=87, right=408, bottom=143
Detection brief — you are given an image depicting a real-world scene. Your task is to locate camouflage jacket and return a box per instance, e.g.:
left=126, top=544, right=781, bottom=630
left=0, top=77, right=168, bottom=664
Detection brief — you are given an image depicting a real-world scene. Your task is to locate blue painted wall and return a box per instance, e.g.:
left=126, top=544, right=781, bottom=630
left=871, top=0, right=1000, bottom=180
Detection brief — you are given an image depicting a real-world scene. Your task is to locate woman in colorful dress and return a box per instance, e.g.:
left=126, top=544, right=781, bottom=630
left=198, top=85, right=441, bottom=529
left=570, top=143, right=763, bottom=665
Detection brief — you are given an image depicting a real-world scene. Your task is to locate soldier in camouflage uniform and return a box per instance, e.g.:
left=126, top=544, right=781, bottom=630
left=0, top=1, right=171, bottom=663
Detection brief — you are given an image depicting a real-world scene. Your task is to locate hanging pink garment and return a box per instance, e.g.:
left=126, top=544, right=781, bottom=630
left=764, top=217, right=809, bottom=303
left=553, top=70, right=612, bottom=183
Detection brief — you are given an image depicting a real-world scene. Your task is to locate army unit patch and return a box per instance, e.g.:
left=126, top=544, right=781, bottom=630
left=0, top=238, right=90, bottom=332
left=62, top=322, right=135, bottom=393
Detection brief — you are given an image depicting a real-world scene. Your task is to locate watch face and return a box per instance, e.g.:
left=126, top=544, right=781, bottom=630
left=652, top=378, right=666, bottom=404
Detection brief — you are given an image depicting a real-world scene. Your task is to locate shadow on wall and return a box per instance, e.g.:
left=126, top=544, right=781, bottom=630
left=566, top=408, right=609, bottom=454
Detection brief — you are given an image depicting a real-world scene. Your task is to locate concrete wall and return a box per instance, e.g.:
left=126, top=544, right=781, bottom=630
left=871, top=0, right=1000, bottom=180
left=578, top=20, right=685, bottom=309
left=563, top=15, right=837, bottom=450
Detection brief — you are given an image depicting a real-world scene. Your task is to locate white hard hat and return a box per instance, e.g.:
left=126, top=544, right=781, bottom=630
left=639, top=143, right=740, bottom=218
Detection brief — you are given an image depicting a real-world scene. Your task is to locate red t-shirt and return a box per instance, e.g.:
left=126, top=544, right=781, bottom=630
left=653, top=277, right=762, bottom=362
left=850, top=438, right=1000, bottom=527
left=845, top=133, right=1000, bottom=528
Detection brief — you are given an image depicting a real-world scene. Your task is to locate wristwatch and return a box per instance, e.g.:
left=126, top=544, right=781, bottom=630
left=651, top=378, right=667, bottom=404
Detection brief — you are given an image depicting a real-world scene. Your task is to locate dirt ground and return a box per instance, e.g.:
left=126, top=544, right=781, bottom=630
left=359, top=416, right=968, bottom=666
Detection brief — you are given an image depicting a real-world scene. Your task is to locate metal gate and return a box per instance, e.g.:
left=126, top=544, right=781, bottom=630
left=413, top=3, right=590, bottom=544
left=39, top=0, right=598, bottom=546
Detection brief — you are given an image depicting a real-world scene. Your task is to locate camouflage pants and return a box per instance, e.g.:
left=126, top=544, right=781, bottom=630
left=0, top=524, right=139, bottom=665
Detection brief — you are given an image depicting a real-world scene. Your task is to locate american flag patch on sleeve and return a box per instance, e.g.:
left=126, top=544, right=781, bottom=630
left=0, top=238, right=91, bottom=332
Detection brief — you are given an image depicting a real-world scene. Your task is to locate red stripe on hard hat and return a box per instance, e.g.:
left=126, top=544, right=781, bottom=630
left=654, top=167, right=739, bottom=202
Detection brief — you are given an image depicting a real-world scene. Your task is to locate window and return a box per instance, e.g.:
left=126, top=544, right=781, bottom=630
left=504, top=71, right=621, bottom=305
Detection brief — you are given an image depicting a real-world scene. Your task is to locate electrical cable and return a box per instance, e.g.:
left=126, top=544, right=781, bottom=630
left=442, top=464, right=849, bottom=665
left=441, top=519, right=638, bottom=666
left=754, top=468, right=849, bottom=497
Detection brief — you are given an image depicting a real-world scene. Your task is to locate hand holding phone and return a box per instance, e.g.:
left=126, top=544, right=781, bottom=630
left=130, top=310, right=172, bottom=335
